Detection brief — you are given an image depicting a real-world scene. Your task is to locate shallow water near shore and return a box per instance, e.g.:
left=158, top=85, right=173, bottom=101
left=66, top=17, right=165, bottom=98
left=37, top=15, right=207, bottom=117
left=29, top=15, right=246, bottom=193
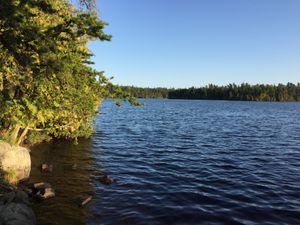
left=30, top=99, right=300, bottom=225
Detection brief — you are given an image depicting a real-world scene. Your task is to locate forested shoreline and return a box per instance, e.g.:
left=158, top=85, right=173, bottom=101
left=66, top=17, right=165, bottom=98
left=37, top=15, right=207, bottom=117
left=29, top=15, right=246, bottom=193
left=121, top=86, right=170, bottom=99
left=122, top=83, right=300, bottom=102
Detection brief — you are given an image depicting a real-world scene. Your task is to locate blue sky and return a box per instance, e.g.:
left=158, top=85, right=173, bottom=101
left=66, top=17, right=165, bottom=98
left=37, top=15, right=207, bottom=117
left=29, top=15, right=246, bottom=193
left=90, top=0, right=300, bottom=88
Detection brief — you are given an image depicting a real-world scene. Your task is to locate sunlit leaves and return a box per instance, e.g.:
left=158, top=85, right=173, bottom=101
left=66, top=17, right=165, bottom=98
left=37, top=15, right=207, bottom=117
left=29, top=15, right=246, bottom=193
left=0, top=0, right=138, bottom=144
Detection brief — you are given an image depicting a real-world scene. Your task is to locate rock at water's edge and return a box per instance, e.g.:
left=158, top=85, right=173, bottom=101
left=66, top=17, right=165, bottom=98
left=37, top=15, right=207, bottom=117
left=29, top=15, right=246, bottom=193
left=0, top=190, right=36, bottom=225
left=99, top=175, right=114, bottom=185
left=0, top=141, right=31, bottom=182
left=0, top=202, right=36, bottom=225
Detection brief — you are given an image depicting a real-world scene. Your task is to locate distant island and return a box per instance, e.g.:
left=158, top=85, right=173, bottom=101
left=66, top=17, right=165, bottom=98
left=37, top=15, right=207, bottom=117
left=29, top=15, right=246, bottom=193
left=121, top=83, right=300, bottom=102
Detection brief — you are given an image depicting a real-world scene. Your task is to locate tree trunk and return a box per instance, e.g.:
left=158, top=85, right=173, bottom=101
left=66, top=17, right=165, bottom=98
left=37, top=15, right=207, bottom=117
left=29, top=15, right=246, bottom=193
left=10, top=125, right=21, bottom=144
left=17, top=126, right=29, bottom=146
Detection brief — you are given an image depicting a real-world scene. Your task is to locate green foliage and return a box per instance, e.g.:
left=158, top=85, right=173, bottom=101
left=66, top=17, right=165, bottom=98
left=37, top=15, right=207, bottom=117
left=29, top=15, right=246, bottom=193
left=0, top=0, right=138, bottom=145
left=121, top=86, right=169, bottom=99
left=168, top=83, right=300, bottom=101
left=25, top=131, right=52, bottom=146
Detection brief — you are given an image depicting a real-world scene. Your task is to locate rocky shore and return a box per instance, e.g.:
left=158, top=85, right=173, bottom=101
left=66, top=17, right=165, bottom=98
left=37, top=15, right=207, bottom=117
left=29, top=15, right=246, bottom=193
left=0, top=189, right=36, bottom=225
left=0, top=141, right=114, bottom=224
left=0, top=141, right=35, bottom=225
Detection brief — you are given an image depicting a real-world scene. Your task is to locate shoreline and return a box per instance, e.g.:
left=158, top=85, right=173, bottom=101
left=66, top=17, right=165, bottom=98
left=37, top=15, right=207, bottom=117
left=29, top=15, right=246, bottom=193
left=0, top=141, right=36, bottom=225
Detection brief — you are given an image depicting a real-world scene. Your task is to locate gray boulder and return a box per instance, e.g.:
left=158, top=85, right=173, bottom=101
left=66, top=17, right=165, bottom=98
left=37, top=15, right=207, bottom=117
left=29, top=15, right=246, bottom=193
left=0, top=191, right=36, bottom=225
left=0, top=202, right=36, bottom=225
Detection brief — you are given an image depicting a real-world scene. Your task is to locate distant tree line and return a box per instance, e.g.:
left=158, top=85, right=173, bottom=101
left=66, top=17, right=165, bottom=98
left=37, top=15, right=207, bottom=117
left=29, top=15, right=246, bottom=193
left=122, top=83, right=300, bottom=102
left=121, top=86, right=169, bottom=98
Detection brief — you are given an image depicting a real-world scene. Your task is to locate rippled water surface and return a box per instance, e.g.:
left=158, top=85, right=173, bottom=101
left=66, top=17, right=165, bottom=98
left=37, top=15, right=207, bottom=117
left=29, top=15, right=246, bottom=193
left=30, top=100, right=300, bottom=225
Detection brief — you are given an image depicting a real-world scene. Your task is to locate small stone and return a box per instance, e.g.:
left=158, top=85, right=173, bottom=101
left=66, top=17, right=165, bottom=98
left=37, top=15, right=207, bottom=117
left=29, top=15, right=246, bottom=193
left=99, top=175, right=114, bottom=185
left=71, top=163, right=77, bottom=170
left=30, top=182, right=54, bottom=200
left=48, top=165, right=53, bottom=172
left=41, top=164, right=53, bottom=173
left=41, top=164, right=47, bottom=171
left=41, top=188, right=55, bottom=199
left=35, top=187, right=55, bottom=200
left=33, top=182, right=51, bottom=190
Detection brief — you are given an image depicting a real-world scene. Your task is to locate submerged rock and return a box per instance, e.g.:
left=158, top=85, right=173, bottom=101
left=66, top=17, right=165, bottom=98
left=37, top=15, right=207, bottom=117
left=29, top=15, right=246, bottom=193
left=23, top=182, right=55, bottom=200
left=38, top=187, right=55, bottom=200
left=99, top=175, right=114, bottom=185
left=71, top=163, right=77, bottom=170
left=41, top=163, right=53, bottom=173
left=33, top=182, right=51, bottom=190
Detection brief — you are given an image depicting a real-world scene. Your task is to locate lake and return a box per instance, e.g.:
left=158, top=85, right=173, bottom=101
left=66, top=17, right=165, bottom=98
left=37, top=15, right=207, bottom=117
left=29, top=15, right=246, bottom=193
left=30, top=99, right=300, bottom=225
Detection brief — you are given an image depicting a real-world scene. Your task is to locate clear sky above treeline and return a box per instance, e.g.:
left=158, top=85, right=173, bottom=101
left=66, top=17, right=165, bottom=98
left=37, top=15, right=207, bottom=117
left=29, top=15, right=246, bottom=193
left=90, top=0, right=300, bottom=88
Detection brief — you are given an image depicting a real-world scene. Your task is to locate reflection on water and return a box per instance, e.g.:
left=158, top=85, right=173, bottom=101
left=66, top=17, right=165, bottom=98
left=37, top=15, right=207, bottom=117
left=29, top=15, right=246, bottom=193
left=29, top=100, right=300, bottom=225
left=30, top=139, right=97, bottom=225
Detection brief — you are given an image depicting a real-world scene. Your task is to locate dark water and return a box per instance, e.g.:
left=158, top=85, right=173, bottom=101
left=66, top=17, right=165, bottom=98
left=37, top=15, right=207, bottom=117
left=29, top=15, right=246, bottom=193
left=30, top=99, right=300, bottom=225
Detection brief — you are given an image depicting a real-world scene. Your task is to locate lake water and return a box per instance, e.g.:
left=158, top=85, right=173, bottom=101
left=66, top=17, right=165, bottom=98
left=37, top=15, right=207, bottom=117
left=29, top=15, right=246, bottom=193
left=30, top=99, right=300, bottom=225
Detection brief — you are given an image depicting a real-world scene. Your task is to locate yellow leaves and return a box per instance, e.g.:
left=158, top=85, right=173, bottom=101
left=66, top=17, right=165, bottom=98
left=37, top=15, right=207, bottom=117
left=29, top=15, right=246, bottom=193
left=53, top=101, right=60, bottom=107
left=59, top=32, right=68, bottom=38
left=31, top=52, right=40, bottom=65
left=37, top=111, right=45, bottom=126
left=78, top=44, right=89, bottom=52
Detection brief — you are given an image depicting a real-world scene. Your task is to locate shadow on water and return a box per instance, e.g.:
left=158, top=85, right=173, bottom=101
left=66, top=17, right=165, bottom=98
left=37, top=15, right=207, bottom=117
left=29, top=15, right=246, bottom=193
left=29, top=139, right=99, bottom=225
